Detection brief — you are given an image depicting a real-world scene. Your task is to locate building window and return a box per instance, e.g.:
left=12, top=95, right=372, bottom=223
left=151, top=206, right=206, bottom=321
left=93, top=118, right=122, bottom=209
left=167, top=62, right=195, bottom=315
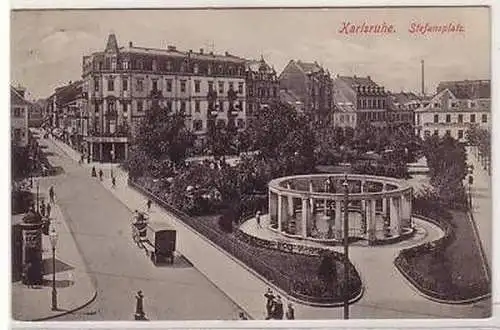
left=152, top=80, right=158, bottom=92
left=13, top=107, right=21, bottom=117
left=180, top=101, right=186, bottom=113
left=111, top=58, right=117, bottom=70
left=219, top=101, right=224, bottom=112
left=208, top=81, right=214, bottom=92
left=166, top=79, right=172, bottom=92
left=446, top=114, right=451, bottom=123
left=458, top=130, right=464, bottom=139
left=123, top=78, right=128, bottom=91
left=193, top=63, right=199, bottom=74
left=166, top=61, right=172, bottom=71
left=123, top=103, right=128, bottom=113
left=470, top=102, right=475, bottom=108
left=238, top=101, right=243, bottom=112
left=137, top=100, right=143, bottom=112
left=434, top=130, right=439, bottom=136
left=482, top=114, right=487, bottom=123
left=229, top=82, right=234, bottom=91
left=238, top=82, right=244, bottom=94
left=108, top=101, right=115, bottom=112
left=194, top=120, right=203, bottom=131
left=273, top=87, right=277, bottom=97
left=122, top=61, right=129, bottom=70
left=218, top=82, right=224, bottom=94
left=180, top=80, right=186, bottom=93
left=136, top=79, right=144, bottom=92
left=237, top=119, right=245, bottom=128
left=470, top=114, right=476, bottom=123
left=195, top=100, right=200, bottom=113
left=195, top=80, right=201, bottom=93
left=217, top=119, right=225, bottom=127
left=458, top=114, right=463, bottom=123
left=107, top=78, right=114, bottom=91
left=445, top=130, right=451, bottom=136
left=94, top=77, right=100, bottom=91
left=433, top=114, right=439, bottom=123
left=166, top=100, right=172, bottom=111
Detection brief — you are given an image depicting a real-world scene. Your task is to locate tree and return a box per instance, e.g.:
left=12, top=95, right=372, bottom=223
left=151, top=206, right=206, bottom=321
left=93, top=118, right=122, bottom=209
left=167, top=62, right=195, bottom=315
left=129, top=98, right=195, bottom=177
left=206, top=120, right=238, bottom=157
left=317, top=252, right=338, bottom=290
left=423, top=134, right=467, bottom=208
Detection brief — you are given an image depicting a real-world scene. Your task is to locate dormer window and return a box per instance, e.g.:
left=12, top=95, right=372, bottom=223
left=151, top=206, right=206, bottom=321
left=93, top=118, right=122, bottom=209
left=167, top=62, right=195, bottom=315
left=122, top=61, right=129, bottom=70
left=166, top=61, right=172, bottom=71
left=193, top=63, right=199, bottom=74
left=111, top=58, right=117, bottom=70
left=470, top=101, right=475, bottom=108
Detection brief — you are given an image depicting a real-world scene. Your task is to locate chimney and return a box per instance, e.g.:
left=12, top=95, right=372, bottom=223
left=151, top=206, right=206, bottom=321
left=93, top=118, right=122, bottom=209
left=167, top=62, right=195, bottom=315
left=200, top=48, right=204, bottom=54
left=189, top=49, right=192, bottom=53
left=225, top=51, right=229, bottom=56
left=367, top=75, right=371, bottom=80
left=167, top=45, right=176, bottom=51
left=128, top=41, right=133, bottom=47
left=210, top=51, right=214, bottom=56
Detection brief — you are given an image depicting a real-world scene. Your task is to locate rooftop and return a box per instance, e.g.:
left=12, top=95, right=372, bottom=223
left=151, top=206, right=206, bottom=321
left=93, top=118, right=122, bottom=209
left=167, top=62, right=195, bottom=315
left=337, top=75, right=379, bottom=88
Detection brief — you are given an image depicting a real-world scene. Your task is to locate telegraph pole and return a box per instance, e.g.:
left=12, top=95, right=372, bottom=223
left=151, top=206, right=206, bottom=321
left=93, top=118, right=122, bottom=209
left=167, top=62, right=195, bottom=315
left=342, top=173, right=350, bottom=319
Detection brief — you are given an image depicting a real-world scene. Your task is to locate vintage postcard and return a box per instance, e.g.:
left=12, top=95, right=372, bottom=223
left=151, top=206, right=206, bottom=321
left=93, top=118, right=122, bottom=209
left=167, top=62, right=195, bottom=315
left=9, top=4, right=493, bottom=326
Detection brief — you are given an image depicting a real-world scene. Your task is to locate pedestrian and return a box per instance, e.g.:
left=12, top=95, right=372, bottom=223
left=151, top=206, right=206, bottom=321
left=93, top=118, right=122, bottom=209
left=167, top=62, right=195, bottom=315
left=40, top=200, right=46, bottom=217
left=91, top=166, right=97, bottom=177
left=264, top=288, right=275, bottom=319
left=80, top=154, right=85, bottom=164
left=256, top=210, right=262, bottom=228
left=146, top=199, right=152, bottom=212
left=46, top=203, right=52, bottom=218
left=99, top=169, right=103, bottom=181
left=112, top=176, right=116, bottom=188
left=49, top=186, right=55, bottom=203
left=274, top=295, right=284, bottom=320
left=285, top=302, right=295, bottom=320
left=238, top=311, right=248, bottom=320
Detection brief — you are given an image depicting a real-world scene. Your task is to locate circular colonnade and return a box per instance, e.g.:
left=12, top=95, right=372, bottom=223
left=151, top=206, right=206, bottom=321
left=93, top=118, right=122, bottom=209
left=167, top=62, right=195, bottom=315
left=268, top=174, right=414, bottom=244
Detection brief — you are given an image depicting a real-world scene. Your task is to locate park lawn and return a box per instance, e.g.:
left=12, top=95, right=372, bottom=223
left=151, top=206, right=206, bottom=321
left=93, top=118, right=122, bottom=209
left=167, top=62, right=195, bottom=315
left=194, top=214, right=362, bottom=301
left=400, top=209, right=490, bottom=301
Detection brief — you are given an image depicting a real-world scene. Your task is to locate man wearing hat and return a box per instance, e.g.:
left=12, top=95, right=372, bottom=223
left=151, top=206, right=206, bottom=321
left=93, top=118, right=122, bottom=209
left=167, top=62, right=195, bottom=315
left=274, top=295, right=284, bottom=319
left=286, top=302, right=295, bottom=320
left=134, top=290, right=146, bottom=320
left=264, top=288, right=275, bottom=319
left=256, top=211, right=262, bottom=228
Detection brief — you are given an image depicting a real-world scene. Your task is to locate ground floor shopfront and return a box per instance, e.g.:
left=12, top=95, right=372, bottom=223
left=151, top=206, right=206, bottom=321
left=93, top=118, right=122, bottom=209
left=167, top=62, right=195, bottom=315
left=84, top=136, right=128, bottom=163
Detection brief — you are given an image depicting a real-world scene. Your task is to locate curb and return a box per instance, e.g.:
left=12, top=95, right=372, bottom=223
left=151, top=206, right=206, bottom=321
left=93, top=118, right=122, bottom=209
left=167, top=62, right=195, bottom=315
left=29, top=289, right=97, bottom=321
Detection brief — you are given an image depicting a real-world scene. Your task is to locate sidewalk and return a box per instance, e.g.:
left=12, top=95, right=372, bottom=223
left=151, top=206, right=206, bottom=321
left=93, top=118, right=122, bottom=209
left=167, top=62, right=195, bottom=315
left=12, top=187, right=97, bottom=321
left=466, top=146, right=492, bottom=277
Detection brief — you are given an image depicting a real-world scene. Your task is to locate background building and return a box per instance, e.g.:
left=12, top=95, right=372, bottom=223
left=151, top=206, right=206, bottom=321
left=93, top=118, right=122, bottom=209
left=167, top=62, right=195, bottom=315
left=11, top=85, right=30, bottom=147
left=81, top=33, right=248, bottom=161
left=415, top=79, right=490, bottom=142
left=245, top=56, right=279, bottom=122
left=333, top=75, right=389, bottom=128
left=279, top=60, right=333, bottom=122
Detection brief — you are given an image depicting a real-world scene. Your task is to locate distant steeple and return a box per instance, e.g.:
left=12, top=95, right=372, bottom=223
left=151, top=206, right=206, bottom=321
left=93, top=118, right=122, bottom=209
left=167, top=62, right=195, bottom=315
left=105, top=33, right=119, bottom=53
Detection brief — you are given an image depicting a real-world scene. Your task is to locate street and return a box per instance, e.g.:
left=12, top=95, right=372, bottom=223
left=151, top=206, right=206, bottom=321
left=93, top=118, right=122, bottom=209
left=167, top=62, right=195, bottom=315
left=38, top=137, right=242, bottom=320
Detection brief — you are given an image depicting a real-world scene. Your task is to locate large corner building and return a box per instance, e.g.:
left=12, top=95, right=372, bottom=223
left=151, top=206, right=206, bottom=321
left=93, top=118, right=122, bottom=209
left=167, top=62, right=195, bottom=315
left=81, top=33, right=254, bottom=162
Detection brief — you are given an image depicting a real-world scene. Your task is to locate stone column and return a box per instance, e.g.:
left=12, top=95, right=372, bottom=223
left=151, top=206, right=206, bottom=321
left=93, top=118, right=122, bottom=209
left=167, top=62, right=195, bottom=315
left=99, top=143, right=103, bottom=162
left=367, top=199, right=375, bottom=241
left=286, top=183, right=294, bottom=217
left=323, top=198, right=328, bottom=216
left=335, top=200, right=342, bottom=238
left=398, top=196, right=404, bottom=235
left=409, top=191, right=413, bottom=227
left=89, top=142, right=94, bottom=162
left=302, top=198, right=308, bottom=238
left=277, top=194, right=282, bottom=232
left=309, top=181, right=314, bottom=215
left=124, top=142, right=129, bottom=160
left=370, top=199, right=377, bottom=240
left=111, top=143, right=116, bottom=162
left=390, top=197, right=400, bottom=235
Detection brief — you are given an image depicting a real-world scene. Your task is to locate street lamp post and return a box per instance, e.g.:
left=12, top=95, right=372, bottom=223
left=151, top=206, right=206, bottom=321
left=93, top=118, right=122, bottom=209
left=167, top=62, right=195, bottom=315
left=36, top=180, right=40, bottom=214
left=49, top=227, right=59, bottom=311
left=342, top=173, right=350, bottom=320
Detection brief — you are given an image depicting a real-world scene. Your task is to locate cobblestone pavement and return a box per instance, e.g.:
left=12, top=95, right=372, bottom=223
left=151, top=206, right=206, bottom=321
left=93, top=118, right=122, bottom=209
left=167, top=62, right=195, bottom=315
left=38, top=136, right=243, bottom=321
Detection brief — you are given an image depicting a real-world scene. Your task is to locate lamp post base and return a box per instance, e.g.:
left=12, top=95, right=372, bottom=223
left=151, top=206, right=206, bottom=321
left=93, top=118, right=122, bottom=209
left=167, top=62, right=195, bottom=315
left=51, top=289, right=58, bottom=311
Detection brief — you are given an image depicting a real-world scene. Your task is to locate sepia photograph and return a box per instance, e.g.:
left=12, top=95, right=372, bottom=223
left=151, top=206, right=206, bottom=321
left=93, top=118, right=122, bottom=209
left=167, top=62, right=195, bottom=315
left=9, top=5, right=492, bottom=323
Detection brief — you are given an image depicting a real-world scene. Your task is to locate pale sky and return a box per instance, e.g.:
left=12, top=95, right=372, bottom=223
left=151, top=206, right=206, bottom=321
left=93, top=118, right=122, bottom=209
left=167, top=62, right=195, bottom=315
left=11, top=7, right=490, bottom=100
